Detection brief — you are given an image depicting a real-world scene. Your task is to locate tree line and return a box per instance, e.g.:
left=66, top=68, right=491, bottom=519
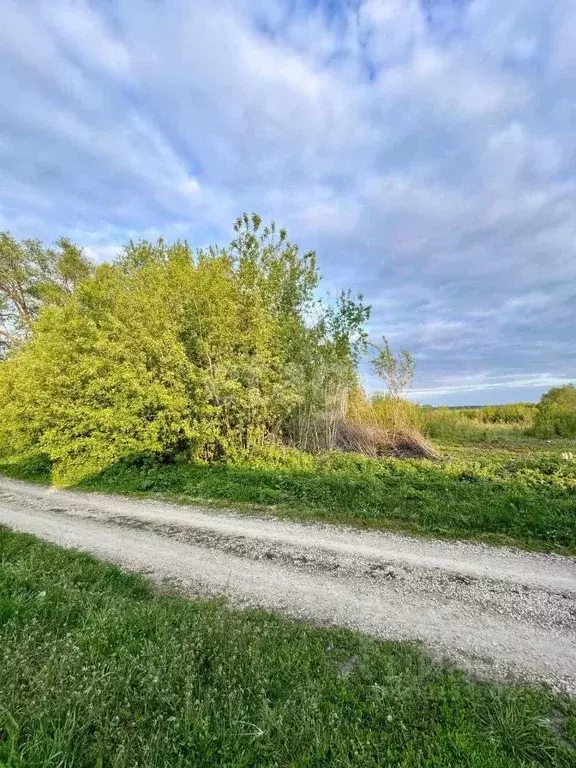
left=0, top=215, right=370, bottom=480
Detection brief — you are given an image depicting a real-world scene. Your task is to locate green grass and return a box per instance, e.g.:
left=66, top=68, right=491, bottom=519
left=1, top=442, right=576, bottom=554
left=0, top=526, right=575, bottom=767
left=423, top=418, right=530, bottom=445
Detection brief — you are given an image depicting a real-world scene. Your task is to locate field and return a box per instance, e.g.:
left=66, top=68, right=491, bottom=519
left=1, top=405, right=575, bottom=766
left=1, top=149, right=575, bottom=767
left=2, top=433, right=575, bottom=555
left=1, top=526, right=575, bottom=768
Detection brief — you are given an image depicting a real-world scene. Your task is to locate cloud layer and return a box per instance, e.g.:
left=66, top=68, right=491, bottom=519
left=1, top=0, right=574, bottom=403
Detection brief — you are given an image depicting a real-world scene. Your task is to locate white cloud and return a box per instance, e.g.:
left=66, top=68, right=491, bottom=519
left=410, top=373, right=574, bottom=400
left=38, top=1, right=132, bottom=79
left=83, top=244, right=123, bottom=264
left=0, top=0, right=574, bottom=404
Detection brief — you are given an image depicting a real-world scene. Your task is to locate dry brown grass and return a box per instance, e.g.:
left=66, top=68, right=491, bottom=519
left=343, top=387, right=438, bottom=459
left=332, top=418, right=438, bottom=459
left=286, top=385, right=437, bottom=459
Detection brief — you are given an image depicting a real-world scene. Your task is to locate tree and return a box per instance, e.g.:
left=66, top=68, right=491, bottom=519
left=371, top=336, right=414, bottom=399
left=532, top=384, right=576, bottom=438
left=0, top=233, right=93, bottom=355
left=0, top=216, right=371, bottom=478
left=226, top=214, right=370, bottom=450
left=540, top=384, right=576, bottom=409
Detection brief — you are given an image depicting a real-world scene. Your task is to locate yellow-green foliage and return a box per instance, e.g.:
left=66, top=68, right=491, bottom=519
left=407, top=405, right=535, bottom=444
left=415, top=395, right=575, bottom=444
left=0, top=232, right=93, bottom=355
left=0, top=217, right=369, bottom=481
left=369, top=393, right=424, bottom=431
left=0, top=262, right=203, bottom=481
left=344, top=389, right=419, bottom=431
left=532, top=385, right=576, bottom=438
left=457, top=404, right=535, bottom=424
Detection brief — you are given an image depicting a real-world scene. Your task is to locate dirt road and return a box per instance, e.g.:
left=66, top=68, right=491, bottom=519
left=1, top=476, right=575, bottom=692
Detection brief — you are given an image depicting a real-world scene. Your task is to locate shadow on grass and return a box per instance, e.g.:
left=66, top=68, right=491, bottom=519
left=73, top=453, right=576, bottom=554
left=0, top=453, right=52, bottom=484
left=1, top=451, right=575, bottom=553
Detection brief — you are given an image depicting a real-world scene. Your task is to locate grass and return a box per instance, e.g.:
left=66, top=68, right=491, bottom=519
left=0, top=526, right=575, bottom=767
left=424, top=420, right=531, bottom=445
left=417, top=400, right=576, bottom=443
left=1, top=441, right=576, bottom=554
left=372, top=401, right=537, bottom=445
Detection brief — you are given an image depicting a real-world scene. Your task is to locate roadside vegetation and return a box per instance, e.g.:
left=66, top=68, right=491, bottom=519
left=1, top=526, right=575, bottom=768
left=1, top=220, right=576, bottom=766
left=417, top=403, right=536, bottom=444
left=0, top=218, right=374, bottom=483
left=0, top=219, right=575, bottom=553
left=416, top=394, right=576, bottom=444
left=1, top=439, right=575, bottom=553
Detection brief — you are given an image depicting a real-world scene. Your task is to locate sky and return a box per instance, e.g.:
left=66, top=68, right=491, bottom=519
left=0, top=0, right=574, bottom=405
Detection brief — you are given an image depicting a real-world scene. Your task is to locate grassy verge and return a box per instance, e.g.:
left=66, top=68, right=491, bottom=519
left=0, top=526, right=575, bottom=767
left=1, top=442, right=575, bottom=554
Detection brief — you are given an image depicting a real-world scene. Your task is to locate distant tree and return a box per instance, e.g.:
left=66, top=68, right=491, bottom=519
left=540, top=384, right=576, bottom=409
left=532, top=384, right=576, bottom=438
left=371, top=336, right=414, bottom=400
left=0, top=233, right=92, bottom=356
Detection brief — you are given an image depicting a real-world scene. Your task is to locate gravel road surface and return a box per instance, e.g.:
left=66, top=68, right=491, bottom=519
left=1, top=476, right=575, bottom=692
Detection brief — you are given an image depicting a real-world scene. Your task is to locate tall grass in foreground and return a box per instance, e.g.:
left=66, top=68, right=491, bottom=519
left=1, top=527, right=575, bottom=767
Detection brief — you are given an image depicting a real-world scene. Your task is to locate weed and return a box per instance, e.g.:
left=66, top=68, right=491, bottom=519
left=2, top=440, right=575, bottom=553
left=0, top=527, right=574, bottom=767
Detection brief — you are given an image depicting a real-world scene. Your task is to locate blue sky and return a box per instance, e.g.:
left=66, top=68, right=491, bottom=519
left=1, top=0, right=574, bottom=405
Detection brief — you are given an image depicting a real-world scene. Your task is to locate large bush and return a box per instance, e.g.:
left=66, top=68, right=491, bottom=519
left=532, top=385, right=576, bottom=438
left=0, top=217, right=369, bottom=481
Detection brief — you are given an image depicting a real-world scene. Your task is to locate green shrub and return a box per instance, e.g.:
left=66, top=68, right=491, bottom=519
left=532, top=385, right=576, bottom=439
left=541, top=384, right=576, bottom=409
left=477, top=404, right=534, bottom=424
left=533, top=405, right=576, bottom=438
left=0, top=218, right=369, bottom=481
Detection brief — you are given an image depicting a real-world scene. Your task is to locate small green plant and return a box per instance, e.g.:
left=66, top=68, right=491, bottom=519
left=371, top=336, right=415, bottom=400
